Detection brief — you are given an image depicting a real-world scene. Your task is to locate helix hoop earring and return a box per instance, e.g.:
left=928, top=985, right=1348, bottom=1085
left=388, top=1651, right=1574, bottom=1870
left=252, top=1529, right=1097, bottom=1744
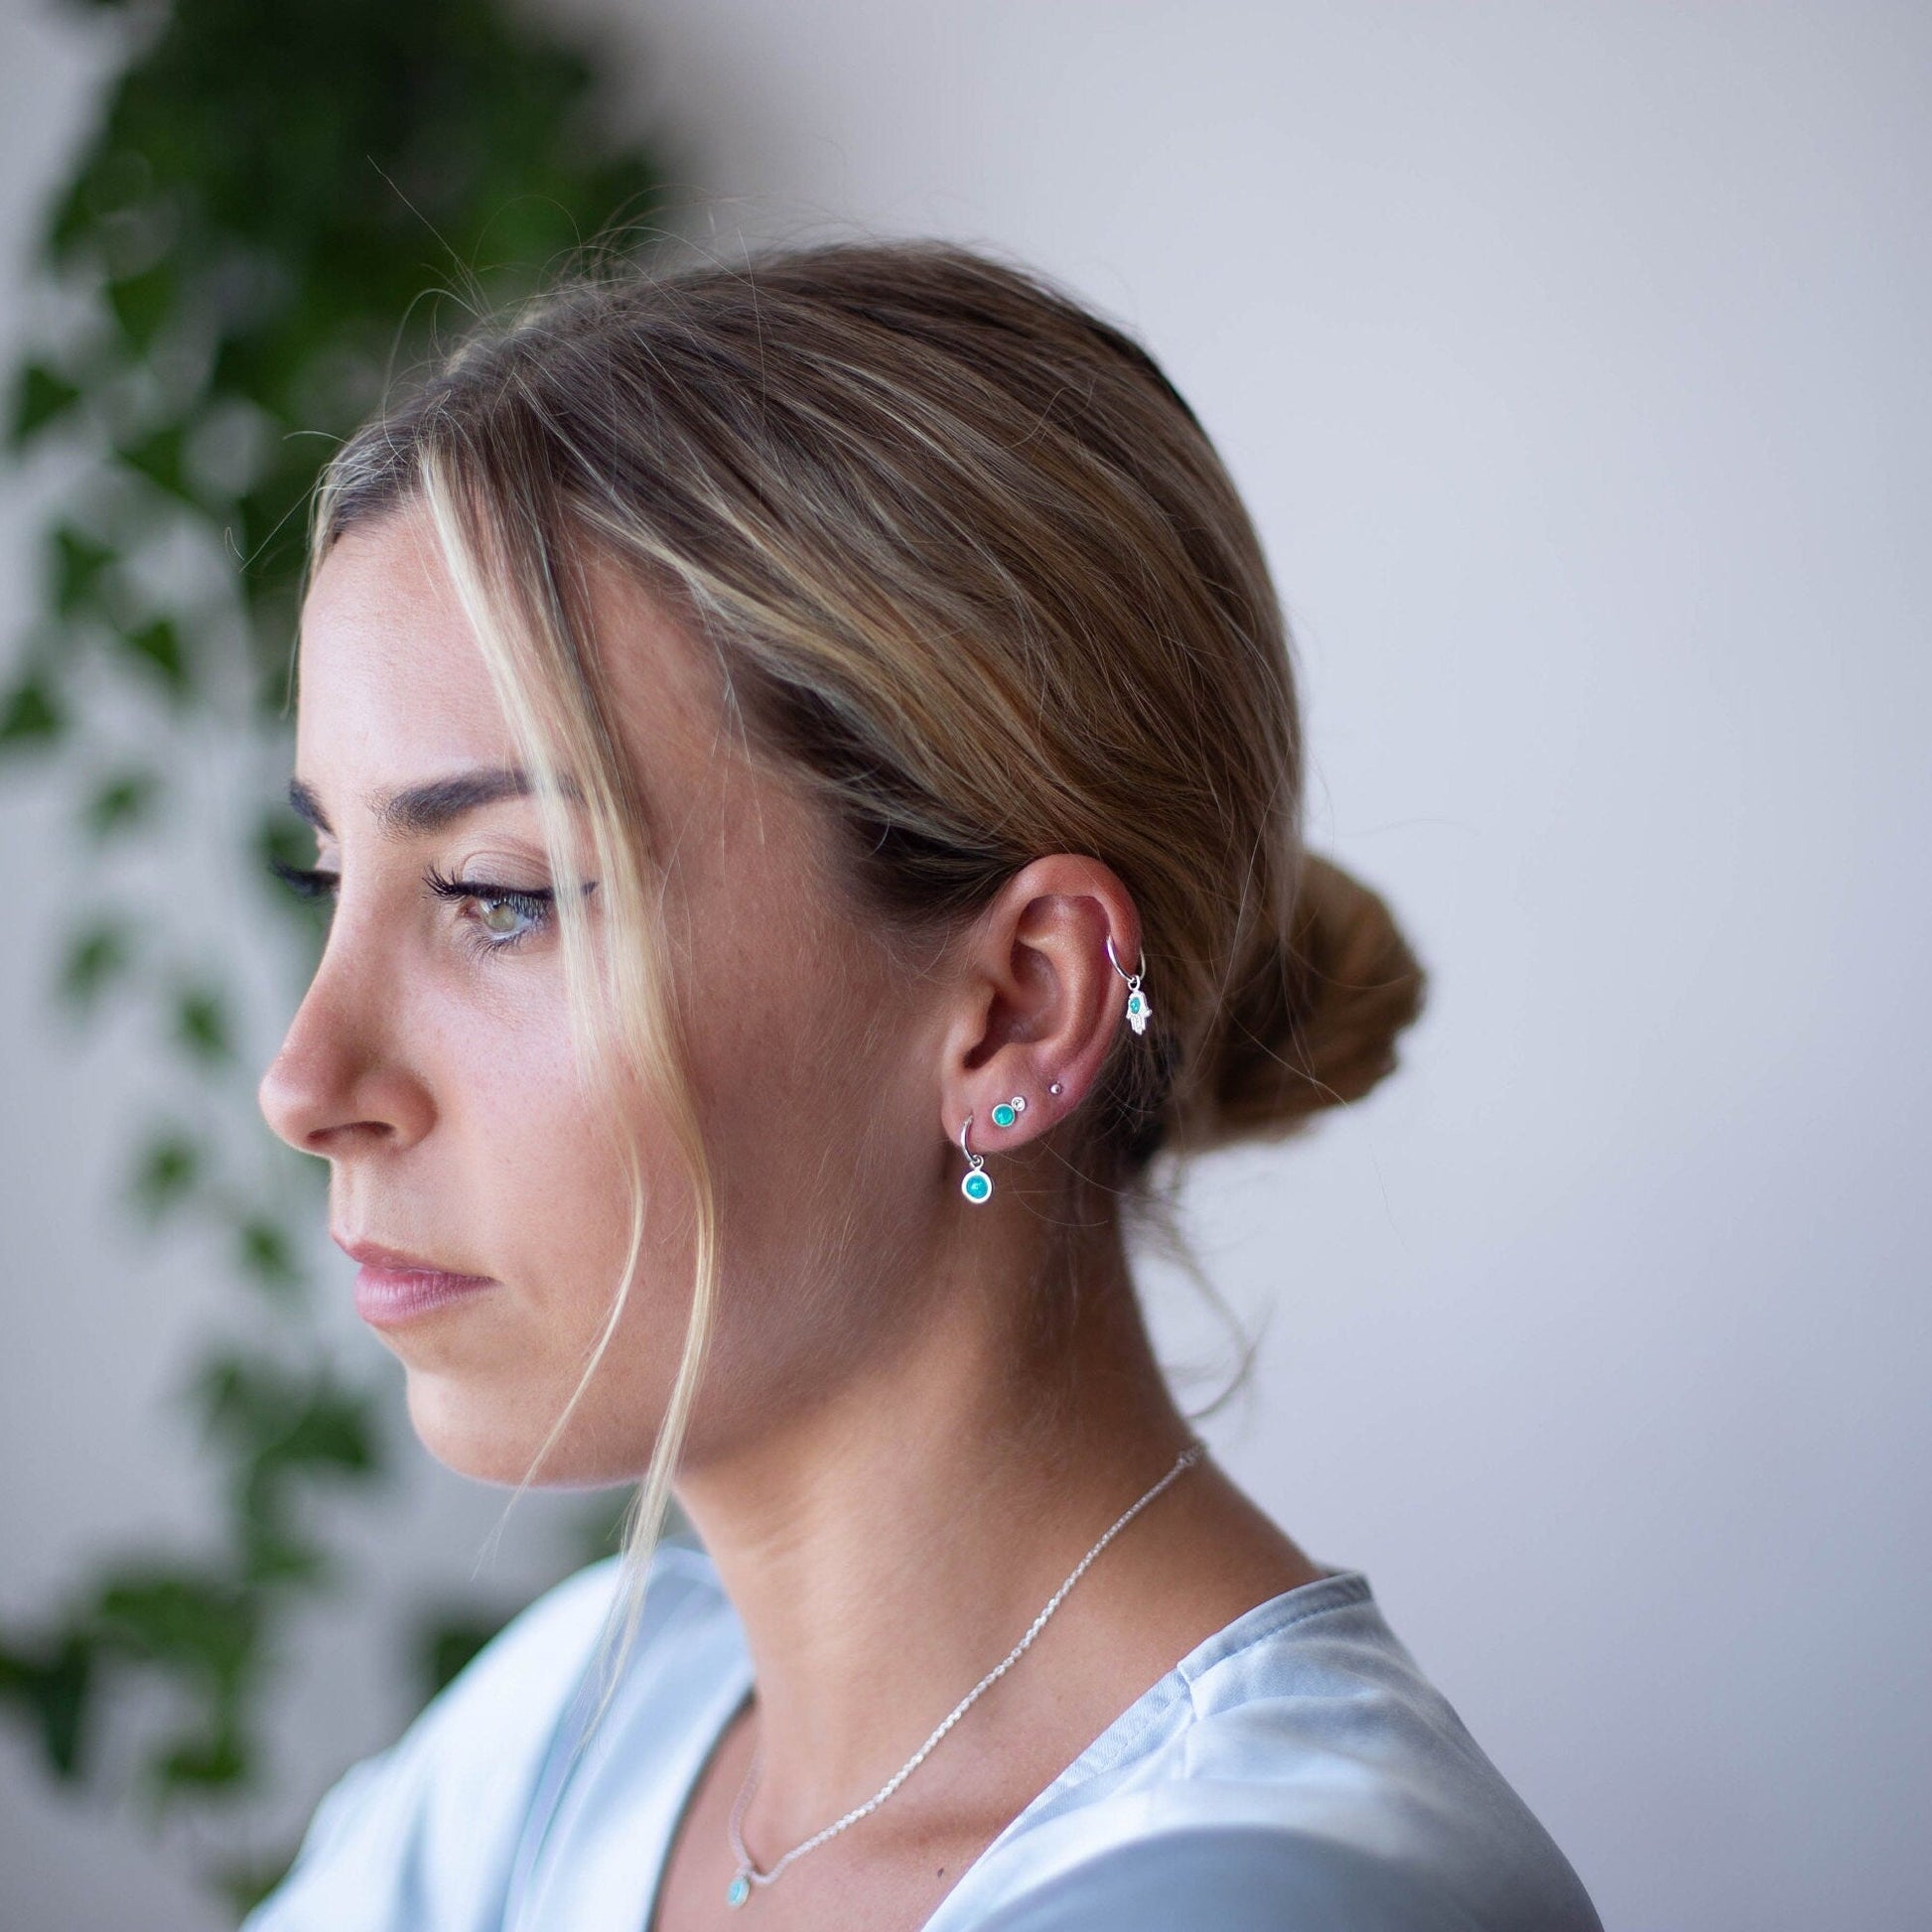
left=959, top=1114, right=993, bottom=1204
left=1105, top=934, right=1153, bottom=1035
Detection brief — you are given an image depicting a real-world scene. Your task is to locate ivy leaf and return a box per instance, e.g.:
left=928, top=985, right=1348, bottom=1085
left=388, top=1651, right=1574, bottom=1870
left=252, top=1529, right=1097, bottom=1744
left=118, top=424, right=196, bottom=505
left=235, top=1215, right=305, bottom=1301
left=129, top=1126, right=202, bottom=1221
left=0, top=1627, right=95, bottom=1779
left=263, top=1387, right=380, bottom=1482
left=104, top=259, right=177, bottom=352
left=207, top=1842, right=304, bottom=1919
left=150, top=1724, right=250, bottom=1804
left=117, top=618, right=193, bottom=703
left=190, top=1353, right=380, bottom=1587
left=51, top=525, right=115, bottom=619
left=91, top=1567, right=258, bottom=1689
left=9, top=362, right=83, bottom=448
left=171, top=980, right=232, bottom=1065
left=80, top=765, right=163, bottom=840
left=0, top=669, right=65, bottom=753
left=193, top=1352, right=381, bottom=1489
left=235, top=1514, right=327, bottom=1590
left=417, top=1606, right=514, bottom=1699
left=56, top=918, right=135, bottom=1015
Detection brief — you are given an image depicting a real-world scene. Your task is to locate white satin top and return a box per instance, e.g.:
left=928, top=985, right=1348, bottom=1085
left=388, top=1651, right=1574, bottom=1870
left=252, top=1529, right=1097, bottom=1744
left=241, top=1539, right=1603, bottom=1931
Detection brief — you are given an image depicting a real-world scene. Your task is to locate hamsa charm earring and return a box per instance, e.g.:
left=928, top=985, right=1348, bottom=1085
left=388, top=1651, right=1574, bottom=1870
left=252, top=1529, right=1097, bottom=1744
left=1106, top=934, right=1153, bottom=1035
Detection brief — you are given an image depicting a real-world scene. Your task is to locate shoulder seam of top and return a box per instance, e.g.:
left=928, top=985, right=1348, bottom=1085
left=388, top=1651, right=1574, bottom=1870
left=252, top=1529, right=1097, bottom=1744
left=1177, top=1573, right=1377, bottom=1687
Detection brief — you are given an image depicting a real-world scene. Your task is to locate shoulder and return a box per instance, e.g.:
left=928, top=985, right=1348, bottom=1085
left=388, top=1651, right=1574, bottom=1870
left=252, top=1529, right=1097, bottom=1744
left=948, top=1573, right=1603, bottom=1932
left=242, top=1539, right=724, bottom=1932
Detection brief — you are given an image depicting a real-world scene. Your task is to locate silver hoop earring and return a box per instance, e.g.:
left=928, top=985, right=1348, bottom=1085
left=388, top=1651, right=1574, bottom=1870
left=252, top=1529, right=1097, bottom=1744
left=959, top=1114, right=993, bottom=1203
left=1105, top=934, right=1153, bottom=1035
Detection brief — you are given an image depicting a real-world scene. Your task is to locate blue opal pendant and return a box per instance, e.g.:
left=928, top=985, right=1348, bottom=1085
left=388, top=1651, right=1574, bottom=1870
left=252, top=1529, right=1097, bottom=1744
left=960, top=1113, right=993, bottom=1202
left=728, top=1870, right=752, bottom=1907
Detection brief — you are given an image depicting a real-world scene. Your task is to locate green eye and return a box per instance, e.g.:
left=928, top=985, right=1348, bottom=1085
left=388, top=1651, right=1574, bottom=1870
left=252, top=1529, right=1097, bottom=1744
left=424, top=867, right=555, bottom=956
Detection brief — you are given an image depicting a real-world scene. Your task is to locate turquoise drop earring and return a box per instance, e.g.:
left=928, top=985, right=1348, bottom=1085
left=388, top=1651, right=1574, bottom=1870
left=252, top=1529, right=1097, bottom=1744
left=963, top=1094, right=1034, bottom=1201
left=959, top=1115, right=993, bottom=1203
left=1106, top=934, right=1153, bottom=1035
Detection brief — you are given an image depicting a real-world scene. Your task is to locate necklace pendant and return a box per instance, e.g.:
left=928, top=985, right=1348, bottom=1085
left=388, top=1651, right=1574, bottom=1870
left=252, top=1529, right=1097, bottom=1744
left=728, top=1870, right=752, bottom=1908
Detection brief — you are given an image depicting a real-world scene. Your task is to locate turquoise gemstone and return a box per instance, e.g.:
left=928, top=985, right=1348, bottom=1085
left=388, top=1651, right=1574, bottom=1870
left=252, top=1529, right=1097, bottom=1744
left=728, top=1873, right=751, bottom=1907
left=1127, top=993, right=1145, bottom=1016
left=991, top=1101, right=1017, bottom=1129
left=963, top=1171, right=992, bottom=1202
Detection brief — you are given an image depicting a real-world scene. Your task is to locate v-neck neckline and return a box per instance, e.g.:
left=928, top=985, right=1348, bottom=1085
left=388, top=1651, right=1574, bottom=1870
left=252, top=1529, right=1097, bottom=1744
left=633, top=1560, right=1370, bottom=1932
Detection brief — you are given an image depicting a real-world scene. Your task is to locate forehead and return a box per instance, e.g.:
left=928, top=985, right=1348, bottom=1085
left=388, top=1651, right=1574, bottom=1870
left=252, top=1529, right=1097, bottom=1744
left=295, top=507, right=730, bottom=818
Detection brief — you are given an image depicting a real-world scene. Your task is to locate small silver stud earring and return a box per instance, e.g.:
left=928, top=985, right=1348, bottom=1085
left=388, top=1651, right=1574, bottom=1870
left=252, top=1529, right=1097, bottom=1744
left=959, top=1114, right=993, bottom=1203
left=1105, top=935, right=1152, bottom=1035
left=1048, top=1081, right=1063, bottom=1096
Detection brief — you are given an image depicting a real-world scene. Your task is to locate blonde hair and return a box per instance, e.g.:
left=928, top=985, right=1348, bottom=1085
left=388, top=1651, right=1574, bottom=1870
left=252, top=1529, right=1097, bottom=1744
left=306, top=235, right=1429, bottom=1728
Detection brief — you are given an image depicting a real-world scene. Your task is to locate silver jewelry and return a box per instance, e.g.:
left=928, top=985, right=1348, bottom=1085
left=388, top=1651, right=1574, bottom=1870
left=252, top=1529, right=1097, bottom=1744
left=1105, top=935, right=1152, bottom=1035
left=958, top=1114, right=992, bottom=1204
left=989, top=1094, right=1027, bottom=1130
left=723, top=1440, right=1207, bottom=1907
left=1047, top=1081, right=1063, bottom=1096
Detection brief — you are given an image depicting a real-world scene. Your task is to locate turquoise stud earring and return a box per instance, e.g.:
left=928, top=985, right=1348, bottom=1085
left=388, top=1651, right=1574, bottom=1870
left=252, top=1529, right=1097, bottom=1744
left=1106, top=934, right=1153, bottom=1035
left=989, top=1093, right=1028, bottom=1130
left=959, top=1115, right=993, bottom=1203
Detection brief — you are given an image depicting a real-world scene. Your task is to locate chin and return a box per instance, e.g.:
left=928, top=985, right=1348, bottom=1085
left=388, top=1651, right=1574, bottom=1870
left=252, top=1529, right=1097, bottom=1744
left=401, top=1370, right=645, bottom=1490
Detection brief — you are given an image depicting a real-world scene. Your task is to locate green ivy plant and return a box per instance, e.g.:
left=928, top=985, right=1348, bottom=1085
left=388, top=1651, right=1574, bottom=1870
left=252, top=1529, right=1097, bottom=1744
left=0, top=0, right=676, bottom=1914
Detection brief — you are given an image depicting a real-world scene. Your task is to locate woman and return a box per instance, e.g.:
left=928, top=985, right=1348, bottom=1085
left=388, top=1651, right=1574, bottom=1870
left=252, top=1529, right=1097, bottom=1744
left=248, top=237, right=1602, bottom=1931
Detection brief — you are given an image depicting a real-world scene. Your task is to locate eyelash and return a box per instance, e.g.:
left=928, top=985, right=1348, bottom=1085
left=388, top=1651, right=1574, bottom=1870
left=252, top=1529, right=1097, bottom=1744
left=267, top=859, right=561, bottom=959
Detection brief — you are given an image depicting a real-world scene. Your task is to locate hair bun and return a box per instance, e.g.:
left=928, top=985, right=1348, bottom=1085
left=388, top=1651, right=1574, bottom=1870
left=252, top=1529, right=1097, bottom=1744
left=1177, top=852, right=1430, bottom=1156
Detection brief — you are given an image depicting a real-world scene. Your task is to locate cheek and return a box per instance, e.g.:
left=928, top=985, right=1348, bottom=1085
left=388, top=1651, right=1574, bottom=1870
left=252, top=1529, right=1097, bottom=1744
left=440, top=994, right=612, bottom=1267
left=677, top=942, right=937, bottom=1395
left=391, top=984, right=700, bottom=1482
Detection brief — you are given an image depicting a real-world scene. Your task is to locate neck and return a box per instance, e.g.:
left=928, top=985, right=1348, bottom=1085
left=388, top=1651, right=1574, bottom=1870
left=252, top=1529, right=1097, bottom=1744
left=670, top=1213, right=1203, bottom=1843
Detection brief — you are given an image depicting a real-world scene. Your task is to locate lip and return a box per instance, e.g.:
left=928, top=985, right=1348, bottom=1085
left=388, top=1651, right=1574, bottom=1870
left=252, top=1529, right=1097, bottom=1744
left=335, top=1235, right=498, bottom=1327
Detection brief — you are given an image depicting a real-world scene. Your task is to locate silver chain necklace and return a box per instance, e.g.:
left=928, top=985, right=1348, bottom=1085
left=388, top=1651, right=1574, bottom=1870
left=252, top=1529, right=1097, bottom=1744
left=723, top=1440, right=1206, bottom=1908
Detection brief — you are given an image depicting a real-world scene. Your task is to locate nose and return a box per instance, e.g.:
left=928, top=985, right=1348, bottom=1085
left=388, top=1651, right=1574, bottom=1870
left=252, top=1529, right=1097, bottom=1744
left=258, top=941, right=435, bottom=1159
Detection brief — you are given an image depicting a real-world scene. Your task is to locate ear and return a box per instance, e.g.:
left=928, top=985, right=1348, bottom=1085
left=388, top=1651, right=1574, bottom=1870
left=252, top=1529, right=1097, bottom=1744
left=937, top=854, right=1145, bottom=1160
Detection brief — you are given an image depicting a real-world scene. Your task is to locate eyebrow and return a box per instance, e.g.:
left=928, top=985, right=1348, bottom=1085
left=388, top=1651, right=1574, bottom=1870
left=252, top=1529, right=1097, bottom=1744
left=287, top=765, right=585, bottom=842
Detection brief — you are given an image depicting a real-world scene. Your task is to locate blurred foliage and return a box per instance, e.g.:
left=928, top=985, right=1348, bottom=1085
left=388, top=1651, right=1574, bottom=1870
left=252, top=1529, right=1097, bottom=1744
left=0, top=0, right=675, bottom=1915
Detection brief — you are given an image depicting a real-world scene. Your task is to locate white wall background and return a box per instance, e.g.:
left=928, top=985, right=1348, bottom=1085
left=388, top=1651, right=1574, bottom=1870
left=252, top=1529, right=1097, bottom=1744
left=4, top=4, right=1927, bottom=1928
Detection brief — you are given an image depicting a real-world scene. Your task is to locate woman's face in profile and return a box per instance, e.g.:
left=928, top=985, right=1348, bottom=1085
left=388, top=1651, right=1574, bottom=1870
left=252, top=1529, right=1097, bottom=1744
left=258, top=507, right=941, bottom=1486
